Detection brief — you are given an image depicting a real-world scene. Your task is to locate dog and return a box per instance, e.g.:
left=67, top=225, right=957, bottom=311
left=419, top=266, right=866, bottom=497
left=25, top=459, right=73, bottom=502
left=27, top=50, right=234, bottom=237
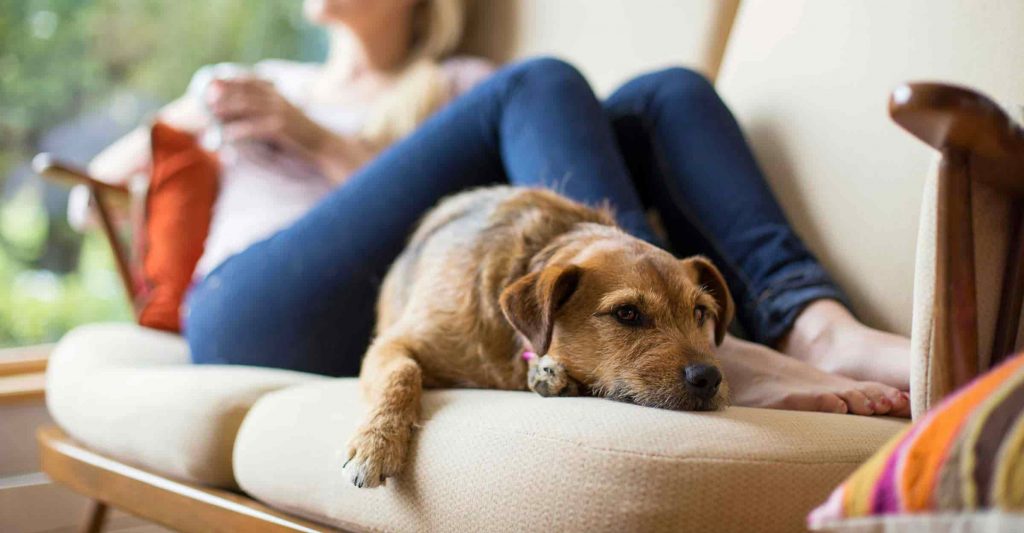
left=343, top=186, right=734, bottom=488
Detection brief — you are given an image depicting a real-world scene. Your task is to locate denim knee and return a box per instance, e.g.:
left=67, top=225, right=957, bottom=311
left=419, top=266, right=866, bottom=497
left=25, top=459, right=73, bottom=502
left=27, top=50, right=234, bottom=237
left=506, top=56, right=593, bottom=98
left=631, top=67, right=719, bottom=112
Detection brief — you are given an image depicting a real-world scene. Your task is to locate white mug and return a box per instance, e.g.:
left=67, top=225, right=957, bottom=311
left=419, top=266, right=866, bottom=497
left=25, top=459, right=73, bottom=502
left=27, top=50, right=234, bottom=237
left=187, top=62, right=259, bottom=151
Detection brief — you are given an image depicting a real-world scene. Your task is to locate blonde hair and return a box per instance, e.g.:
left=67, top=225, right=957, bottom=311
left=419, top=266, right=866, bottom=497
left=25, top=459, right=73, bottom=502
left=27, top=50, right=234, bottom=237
left=360, top=0, right=466, bottom=148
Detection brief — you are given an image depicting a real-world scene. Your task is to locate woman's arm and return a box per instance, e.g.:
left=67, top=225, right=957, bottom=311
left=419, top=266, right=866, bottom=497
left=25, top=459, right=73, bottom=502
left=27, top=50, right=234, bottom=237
left=208, top=78, right=376, bottom=184
left=313, top=57, right=497, bottom=184
left=311, top=129, right=378, bottom=185
left=88, top=95, right=209, bottom=184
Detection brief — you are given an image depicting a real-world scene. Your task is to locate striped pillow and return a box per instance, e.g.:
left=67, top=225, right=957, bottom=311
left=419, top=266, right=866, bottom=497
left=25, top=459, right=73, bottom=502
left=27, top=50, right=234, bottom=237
left=809, top=354, right=1024, bottom=529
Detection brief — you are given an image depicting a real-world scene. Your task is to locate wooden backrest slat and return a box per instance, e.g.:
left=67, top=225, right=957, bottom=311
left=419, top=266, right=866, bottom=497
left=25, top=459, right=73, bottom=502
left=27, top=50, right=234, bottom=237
left=935, top=150, right=980, bottom=393
left=991, top=201, right=1024, bottom=366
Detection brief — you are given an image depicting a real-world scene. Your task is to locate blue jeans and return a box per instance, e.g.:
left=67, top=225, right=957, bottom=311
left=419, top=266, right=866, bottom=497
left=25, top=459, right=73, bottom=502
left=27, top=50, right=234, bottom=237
left=185, top=57, right=848, bottom=376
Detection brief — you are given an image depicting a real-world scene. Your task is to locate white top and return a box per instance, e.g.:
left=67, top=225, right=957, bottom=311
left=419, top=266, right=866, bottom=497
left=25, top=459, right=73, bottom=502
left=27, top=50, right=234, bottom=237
left=191, top=57, right=494, bottom=277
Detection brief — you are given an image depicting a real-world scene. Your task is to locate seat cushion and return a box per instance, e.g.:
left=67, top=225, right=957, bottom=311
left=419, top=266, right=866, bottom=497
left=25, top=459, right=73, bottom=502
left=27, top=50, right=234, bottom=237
left=46, top=323, right=324, bottom=489
left=234, top=380, right=908, bottom=533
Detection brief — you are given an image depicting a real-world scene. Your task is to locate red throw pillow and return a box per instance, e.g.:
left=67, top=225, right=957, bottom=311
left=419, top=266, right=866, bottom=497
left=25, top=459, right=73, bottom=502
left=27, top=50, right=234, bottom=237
left=136, top=122, right=219, bottom=332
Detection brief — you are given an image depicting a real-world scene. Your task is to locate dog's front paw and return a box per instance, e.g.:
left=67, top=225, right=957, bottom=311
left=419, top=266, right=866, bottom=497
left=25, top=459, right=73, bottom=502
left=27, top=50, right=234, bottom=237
left=528, top=355, right=580, bottom=397
left=343, top=421, right=411, bottom=489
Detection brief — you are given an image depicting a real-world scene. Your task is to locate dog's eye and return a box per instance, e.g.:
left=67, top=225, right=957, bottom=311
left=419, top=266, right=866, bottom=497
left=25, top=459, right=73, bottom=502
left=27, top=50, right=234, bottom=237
left=613, top=305, right=643, bottom=326
left=694, top=305, right=708, bottom=327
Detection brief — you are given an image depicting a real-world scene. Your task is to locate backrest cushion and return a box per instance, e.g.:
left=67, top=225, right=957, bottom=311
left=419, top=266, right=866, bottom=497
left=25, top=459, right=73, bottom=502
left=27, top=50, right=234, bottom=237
left=461, top=0, right=740, bottom=93
left=715, top=0, right=1024, bottom=335
left=136, top=122, right=218, bottom=332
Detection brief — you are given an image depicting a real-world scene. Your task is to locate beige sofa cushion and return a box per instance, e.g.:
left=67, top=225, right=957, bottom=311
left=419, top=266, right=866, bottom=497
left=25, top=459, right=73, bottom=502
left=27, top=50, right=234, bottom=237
left=462, top=0, right=740, bottom=93
left=234, top=380, right=907, bottom=533
left=715, top=0, right=1024, bottom=337
left=46, top=323, right=324, bottom=488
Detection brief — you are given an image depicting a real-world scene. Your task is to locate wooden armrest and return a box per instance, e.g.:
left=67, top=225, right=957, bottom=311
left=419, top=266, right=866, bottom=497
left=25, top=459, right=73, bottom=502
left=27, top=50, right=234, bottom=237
left=889, top=82, right=1024, bottom=195
left=32, top=152, right=140, bottom=309
left=0, top=344, right=49, bottom=404
left=31, top=153, right=131, bottom=197
left=0, top=344, right=50, bottom=376
left=894, top=82, right=1024, bottom=413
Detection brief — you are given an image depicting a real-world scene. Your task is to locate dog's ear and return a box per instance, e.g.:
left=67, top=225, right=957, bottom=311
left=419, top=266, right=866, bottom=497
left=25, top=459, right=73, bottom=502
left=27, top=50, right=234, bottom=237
left=499, top=264, right=583, bottom=355
left=681, top=256, right=734, bottom=345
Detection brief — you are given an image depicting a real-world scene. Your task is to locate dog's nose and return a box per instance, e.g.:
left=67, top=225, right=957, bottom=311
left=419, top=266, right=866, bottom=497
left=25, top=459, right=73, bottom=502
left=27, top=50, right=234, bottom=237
left=683, top=364, right=722, bottom=400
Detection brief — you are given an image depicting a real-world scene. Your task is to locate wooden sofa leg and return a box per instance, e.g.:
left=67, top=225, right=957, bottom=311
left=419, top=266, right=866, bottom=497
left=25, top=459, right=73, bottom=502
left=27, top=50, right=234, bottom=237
left=80, top=501, right=108, bottom=533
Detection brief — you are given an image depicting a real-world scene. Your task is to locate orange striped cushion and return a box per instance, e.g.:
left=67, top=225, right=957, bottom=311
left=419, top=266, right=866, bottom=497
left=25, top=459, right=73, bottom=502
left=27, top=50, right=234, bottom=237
left=809, top=354, right=1024, bottom=529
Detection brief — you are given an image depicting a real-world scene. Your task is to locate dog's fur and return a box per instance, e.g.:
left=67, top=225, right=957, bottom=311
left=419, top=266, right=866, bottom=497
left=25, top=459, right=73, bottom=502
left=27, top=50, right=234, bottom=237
left=343, top=186, right=734, bottom=488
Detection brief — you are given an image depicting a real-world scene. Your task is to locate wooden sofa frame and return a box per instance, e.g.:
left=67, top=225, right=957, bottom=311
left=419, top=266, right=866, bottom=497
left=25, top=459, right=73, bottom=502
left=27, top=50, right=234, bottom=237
left=32, top=82, right=1024, bottom=532
left=888, top=83, right=1024, bottom=395
left=31, top=155, right=142, bottom=316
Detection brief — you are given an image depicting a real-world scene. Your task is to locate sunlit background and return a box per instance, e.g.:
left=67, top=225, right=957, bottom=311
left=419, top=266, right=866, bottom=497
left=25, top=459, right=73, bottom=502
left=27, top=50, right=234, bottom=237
left=0, top=0, right=326, bottom=346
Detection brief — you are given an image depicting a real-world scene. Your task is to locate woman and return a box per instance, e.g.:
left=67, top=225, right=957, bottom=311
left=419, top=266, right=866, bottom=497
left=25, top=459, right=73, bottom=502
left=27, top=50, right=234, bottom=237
left=91, top=0, right=910, bottom=416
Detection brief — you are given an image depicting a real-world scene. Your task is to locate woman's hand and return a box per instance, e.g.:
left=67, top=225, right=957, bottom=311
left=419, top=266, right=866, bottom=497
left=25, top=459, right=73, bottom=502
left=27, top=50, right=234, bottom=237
left=207, top=78, right=375, bottom=182
left=207, top=78, right=326, bottom=155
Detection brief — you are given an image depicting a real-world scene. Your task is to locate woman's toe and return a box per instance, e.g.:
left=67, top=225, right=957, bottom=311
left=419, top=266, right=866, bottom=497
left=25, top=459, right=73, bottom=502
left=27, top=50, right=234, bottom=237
left=814, top=393, right=847, bottom=414
left=889, top=391, right=911, bottom=418
left=860, top=387, right=893, bottom=415
left=779, top=391, right=843, bottom=413
left=827, top=394, right=848, bottom=414
left=838, top=389, right=875, bottom=415
left=871, top=395, right=893, bottom=415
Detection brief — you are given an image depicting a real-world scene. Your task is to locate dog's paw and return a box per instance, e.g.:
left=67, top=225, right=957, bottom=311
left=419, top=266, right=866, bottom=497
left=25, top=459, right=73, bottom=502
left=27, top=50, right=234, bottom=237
left=343, top=421, right=411, bottom=489
left=528, top=355, right=580, bottom=397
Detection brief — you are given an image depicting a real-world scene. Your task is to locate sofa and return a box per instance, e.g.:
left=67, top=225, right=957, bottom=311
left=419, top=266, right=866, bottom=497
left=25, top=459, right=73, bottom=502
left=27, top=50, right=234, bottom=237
left=41, top=1, right=1024, bottom=531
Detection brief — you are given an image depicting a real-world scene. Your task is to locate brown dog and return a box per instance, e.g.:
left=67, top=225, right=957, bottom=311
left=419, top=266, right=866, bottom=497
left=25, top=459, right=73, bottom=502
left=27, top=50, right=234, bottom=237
left=343, top=186, right=734, bottom=488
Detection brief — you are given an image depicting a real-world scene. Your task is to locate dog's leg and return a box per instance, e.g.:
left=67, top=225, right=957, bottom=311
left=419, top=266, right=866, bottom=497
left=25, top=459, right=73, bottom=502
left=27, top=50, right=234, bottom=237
left=344, top=335, right=422, bottom=488
left=528, top=354, right=581, bottom=397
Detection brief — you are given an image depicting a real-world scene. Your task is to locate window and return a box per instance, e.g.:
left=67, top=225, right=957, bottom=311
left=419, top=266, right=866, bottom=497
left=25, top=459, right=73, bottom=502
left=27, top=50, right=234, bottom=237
left=0, top=0, right=324, bottom=346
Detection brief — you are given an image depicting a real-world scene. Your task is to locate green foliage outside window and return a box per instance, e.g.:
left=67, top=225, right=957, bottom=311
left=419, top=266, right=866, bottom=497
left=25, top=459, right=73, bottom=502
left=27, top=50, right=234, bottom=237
left=0, top=0, right=324, bottom=346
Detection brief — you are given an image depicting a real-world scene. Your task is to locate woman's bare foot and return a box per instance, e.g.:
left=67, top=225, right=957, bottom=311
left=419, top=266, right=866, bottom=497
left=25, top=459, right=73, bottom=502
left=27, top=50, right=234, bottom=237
left=719, top=335, right=910, bottom=417
left=778, top=300, right=910, bottom=391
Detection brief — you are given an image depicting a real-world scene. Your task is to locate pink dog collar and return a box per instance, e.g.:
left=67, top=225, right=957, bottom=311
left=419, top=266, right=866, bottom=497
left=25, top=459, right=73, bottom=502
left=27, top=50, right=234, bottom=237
left=522, top=350, right=538, bottom=361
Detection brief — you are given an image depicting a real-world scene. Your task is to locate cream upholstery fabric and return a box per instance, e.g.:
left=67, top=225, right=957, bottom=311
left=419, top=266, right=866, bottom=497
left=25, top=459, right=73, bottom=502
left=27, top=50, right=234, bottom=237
left=462, top=0, right=740, bottom=93
left=715, top=0, right=1024, bottom=338
left=46, top=323, right=324, bottom=488
left=908, top=164, right=939, bottom=420
left=234, top=380, right=907, bottom=533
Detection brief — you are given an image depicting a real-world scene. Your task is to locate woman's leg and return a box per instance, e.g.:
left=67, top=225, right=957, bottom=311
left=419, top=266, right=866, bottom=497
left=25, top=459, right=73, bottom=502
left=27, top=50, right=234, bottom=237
left=605, top=68, right=844, bottom=344
left=604, top=68, right=909, bottom=406
left=185, top=57, right=657, bottom=376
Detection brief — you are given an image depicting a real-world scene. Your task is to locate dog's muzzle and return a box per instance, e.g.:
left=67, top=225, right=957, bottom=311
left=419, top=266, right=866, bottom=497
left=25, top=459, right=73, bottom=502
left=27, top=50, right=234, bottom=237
left=682, top=364, right=722, bottom=401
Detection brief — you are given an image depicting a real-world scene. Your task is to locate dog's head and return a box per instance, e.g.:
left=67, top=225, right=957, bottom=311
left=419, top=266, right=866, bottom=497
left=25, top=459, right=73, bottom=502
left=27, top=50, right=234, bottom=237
left=500, top=229, right=734, bottom=411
